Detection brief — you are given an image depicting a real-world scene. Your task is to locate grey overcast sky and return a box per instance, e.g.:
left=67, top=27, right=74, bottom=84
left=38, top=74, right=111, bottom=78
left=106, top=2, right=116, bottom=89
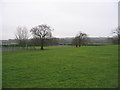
left=0, top=0, right=119, bottom=40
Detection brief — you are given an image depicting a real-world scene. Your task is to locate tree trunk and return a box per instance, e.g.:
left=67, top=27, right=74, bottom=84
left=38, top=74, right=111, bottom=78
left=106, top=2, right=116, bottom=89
left=41, top=39, right=44, bottom=50
left=79, top=42, right=81, bottom=47
left=76, top=44, right=78, bottom=47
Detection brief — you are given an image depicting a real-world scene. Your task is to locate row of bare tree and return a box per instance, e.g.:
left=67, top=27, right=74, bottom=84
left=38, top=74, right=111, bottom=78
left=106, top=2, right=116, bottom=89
left=15, top=24, right=120, bottom=50
left=15, top=24, right=53, bottom=50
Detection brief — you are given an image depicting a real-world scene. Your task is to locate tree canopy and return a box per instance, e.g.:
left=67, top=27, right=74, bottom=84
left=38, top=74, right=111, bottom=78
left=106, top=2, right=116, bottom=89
left=30, top=24, right=53, bottom=50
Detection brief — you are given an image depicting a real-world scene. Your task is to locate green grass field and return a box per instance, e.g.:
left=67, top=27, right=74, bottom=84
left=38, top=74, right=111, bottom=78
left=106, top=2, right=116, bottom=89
left=2, top=45, right=118, bottom=88
left=0, top=51, right=2, bottom=89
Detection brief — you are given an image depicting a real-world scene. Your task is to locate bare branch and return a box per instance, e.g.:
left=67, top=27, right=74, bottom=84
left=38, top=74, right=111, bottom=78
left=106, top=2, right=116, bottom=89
left=15, top=26, right=29, bottom=46
left=30, top=24, right=54, bottom=50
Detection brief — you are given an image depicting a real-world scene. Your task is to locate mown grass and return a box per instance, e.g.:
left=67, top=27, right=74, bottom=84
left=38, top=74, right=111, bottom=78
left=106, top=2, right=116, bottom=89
left=0, top=51, right=2, bottom=89
left=2, top=45, right=118, bottom=88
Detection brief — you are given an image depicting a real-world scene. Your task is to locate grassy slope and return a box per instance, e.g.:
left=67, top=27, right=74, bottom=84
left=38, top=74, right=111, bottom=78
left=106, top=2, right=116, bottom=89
left=2, top=45, right=118, bottom=88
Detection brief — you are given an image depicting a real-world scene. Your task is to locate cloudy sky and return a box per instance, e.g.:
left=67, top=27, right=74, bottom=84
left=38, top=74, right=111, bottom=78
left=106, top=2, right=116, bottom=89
left=0, top=0, right=119, bottom=40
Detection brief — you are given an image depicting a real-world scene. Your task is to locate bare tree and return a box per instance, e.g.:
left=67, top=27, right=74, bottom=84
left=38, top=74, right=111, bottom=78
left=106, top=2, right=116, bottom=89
left=113, top=26, right=120, bottom=44
left=15, top=26, right=29, bottom=47
left=30, top=24, right=53, bottom=50
left=73, top=32, right=87, bottom=47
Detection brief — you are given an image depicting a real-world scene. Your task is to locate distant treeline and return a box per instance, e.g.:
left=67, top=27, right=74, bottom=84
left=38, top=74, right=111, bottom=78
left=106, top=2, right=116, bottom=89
left=1, top=37, right=116, bottom=47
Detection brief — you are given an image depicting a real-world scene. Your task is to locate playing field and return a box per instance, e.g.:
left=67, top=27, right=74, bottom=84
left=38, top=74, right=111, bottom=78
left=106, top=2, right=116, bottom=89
left=2, top=45, right=118, bottom=88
